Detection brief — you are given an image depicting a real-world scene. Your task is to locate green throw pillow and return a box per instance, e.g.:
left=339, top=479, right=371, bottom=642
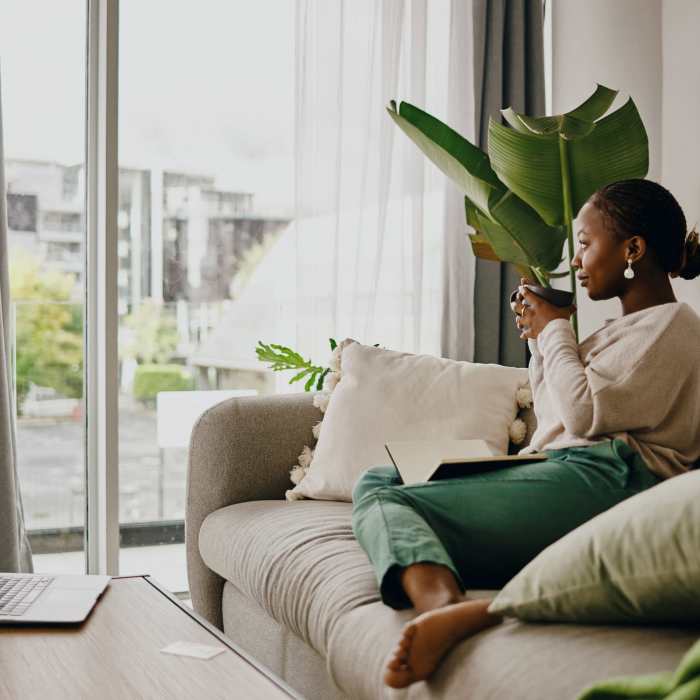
left=488, top=469, right=700, bottom=623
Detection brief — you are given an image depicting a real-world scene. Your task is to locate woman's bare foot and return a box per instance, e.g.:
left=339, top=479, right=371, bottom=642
left=384, top=599, right=501, bottom=689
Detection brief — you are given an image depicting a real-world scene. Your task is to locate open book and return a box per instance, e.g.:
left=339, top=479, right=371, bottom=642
left=385, top=439, right=549, bottom=486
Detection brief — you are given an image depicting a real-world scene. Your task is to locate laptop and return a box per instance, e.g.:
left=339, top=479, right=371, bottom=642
left=0, top=573, right=111, bottom=624
left=385, top=439, right=549, bottom=486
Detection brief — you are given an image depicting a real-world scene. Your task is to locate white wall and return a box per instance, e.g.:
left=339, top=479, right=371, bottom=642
left=551, top=0, right=663, bottom=181
left=662, top=0, right=700, bottom=310
left=548, top=0, right=691, bottom=339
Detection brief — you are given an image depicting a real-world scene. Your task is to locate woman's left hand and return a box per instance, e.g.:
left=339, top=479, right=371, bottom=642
left=516, top=286, right=577, bottom=340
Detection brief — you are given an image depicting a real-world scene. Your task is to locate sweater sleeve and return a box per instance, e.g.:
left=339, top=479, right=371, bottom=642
left=535, top=318, right=684, bottom=439
left=526, top=338, right=543, bottom=392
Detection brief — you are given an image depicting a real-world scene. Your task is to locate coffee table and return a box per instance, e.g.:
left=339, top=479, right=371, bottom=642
left=0, top=575, right=300, bottom=699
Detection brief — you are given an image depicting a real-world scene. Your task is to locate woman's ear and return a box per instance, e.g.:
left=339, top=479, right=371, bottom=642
left=626, top=235, right=647, bottom=263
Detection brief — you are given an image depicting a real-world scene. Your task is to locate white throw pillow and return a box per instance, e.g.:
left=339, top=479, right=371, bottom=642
left=287, top=341, right=529, bottom=502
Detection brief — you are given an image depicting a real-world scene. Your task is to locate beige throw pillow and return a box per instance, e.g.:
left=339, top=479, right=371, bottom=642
left=489, top=469, right=700, bottom=623
left=288, top=341, right=529, bottom=502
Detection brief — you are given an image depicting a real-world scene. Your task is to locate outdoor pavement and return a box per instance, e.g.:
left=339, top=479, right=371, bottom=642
left=17, top=399, right=191, bottom=594
left=16, top=398, right=188, bottom=531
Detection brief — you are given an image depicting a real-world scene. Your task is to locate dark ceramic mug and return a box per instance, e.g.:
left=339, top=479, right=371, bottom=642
left=510, top=284, right=575, bottom=308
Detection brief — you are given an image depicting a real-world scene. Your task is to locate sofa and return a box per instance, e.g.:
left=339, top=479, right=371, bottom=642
left=186, top=392, right=699, bottom=699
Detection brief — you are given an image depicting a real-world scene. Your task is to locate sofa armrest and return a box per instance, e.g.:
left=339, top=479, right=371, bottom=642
left=186, top=391, right=321, bottom=628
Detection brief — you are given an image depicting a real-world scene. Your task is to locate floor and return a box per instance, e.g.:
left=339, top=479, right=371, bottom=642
left=33, top=542, right=190, bottom=600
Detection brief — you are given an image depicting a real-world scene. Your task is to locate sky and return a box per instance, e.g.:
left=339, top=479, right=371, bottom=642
left=0, top=0, right=296, bottom=214
left=0, top=0, right=451, bottom=217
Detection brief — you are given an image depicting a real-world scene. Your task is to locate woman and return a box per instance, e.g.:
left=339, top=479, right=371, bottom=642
left=350, top=178, right=700, bottom=689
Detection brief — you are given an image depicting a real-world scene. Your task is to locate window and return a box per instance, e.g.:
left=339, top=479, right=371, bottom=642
left=3, top=0, right=450, bottom=595
left=116, top=0, right=294, bottom=592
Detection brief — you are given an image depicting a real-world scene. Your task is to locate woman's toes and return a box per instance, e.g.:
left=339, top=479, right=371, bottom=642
left=391, top=642, right=402, bottom=655
left=387, top=653, right=407, bottom=671
left=384, top=666, right=415, bottom=689
left=385, top=624, right=418, bottom=683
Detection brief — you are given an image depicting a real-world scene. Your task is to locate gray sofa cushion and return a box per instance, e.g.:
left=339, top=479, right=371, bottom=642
left=199, top=500, right=380, bottom=656
left=330, top=603, right=700, bottom=700
left=199, top=499, right=700, bottom=700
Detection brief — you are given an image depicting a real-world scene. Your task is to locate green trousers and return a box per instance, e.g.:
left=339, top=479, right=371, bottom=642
left=351, top=438, right=660, bottom=609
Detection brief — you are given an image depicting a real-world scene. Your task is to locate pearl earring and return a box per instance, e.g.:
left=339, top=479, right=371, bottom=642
left=624, top=259, right=635, bottom=279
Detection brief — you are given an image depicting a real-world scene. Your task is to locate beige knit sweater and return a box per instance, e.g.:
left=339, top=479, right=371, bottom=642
left=519, top=301, right=700, bottom=479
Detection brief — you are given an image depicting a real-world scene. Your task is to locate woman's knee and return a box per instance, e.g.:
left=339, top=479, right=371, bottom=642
left=352, top=465, right=401, bottom=504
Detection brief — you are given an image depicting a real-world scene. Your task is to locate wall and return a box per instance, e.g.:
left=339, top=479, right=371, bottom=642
left=549, top=0, right=674, bottom=338
left=662, top=0, right=700, bottom=309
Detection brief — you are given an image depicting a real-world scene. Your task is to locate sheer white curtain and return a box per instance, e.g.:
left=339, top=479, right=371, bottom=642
left=290, top=0, right=462, bottom=364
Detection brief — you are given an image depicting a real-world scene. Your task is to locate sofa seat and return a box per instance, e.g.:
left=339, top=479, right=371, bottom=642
left=198, top=499, right=700, bottom=700
left=198, top=500, right=380, bottom=657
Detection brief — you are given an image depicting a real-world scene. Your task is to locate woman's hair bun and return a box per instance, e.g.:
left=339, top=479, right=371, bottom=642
left=678, top=228, right=700, bottom=280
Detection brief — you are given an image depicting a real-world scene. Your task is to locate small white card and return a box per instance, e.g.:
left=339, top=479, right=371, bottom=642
left=160, top=641, right=227, bottom=660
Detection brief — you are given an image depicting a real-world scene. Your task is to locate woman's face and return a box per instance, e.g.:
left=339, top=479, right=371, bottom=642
left=571, top=202, right=630, bottom=300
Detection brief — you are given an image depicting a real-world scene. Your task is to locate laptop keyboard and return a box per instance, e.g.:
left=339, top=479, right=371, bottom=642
left=0, top=575, right=54, bottom=616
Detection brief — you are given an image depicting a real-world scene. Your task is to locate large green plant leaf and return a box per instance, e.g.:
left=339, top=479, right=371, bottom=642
left=487, top=123, right=563, bottom=226
left=465, top=200, right=528, bottom=268
left=468, top=236, right=533, bottom=280
left=488, top=85, right=649, bottom=225
left=488, top=193, right=566, bottom=270
left=465, top=196, right=565, bottom=272
left=567, top=98, right=649, bottom=214
left=502, top=84, right=618, bottom=136
left=466, top=229, right=546, bottom=283
left=468, top=231, right=500, bottom=261
left=389, top=101, right=567, bottom=272
left=387, top=101, right=499, bottom=213
left=567, top=83, right=618, bottom=122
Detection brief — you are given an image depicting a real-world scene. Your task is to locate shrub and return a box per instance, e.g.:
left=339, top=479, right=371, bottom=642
left=10, top=251, right=83, bottom=411
left=121, top=299, right=178, bottom=365
left=132, top=364, right=194, bottom=403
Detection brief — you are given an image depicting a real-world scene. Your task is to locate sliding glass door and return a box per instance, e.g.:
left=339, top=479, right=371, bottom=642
left=116, top=0, right=294, bottom=593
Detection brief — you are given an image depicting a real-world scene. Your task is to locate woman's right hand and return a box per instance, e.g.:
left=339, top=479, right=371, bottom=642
left=511, top=277, right=534, bottom=336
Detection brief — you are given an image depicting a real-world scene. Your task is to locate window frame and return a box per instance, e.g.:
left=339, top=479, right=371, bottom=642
left=84, top=0, right=120, bottom=574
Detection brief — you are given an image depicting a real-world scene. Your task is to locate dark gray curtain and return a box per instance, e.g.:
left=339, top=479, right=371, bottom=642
left=0, top=69, right=33, bottom=573
left=472, top=0, right=545, bottom=366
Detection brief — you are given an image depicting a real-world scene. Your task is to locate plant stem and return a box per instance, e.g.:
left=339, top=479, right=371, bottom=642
left=532, top=267, right=548, bottom=287
left=558, top=134, right=579, bottom=342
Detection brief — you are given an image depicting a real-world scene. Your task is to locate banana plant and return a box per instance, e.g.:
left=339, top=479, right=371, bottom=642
left=387, top=84, right=649, bottom=340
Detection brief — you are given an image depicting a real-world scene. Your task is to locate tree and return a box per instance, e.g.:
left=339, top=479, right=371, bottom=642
left=9, top=251, right=83, bottom=408
left=121, top=299, right=178, bottom=365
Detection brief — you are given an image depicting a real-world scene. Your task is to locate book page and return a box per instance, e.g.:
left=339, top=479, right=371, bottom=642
left=385, top=440, right=494, bottom=485
left=385, top=440, right=549, bottom=486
